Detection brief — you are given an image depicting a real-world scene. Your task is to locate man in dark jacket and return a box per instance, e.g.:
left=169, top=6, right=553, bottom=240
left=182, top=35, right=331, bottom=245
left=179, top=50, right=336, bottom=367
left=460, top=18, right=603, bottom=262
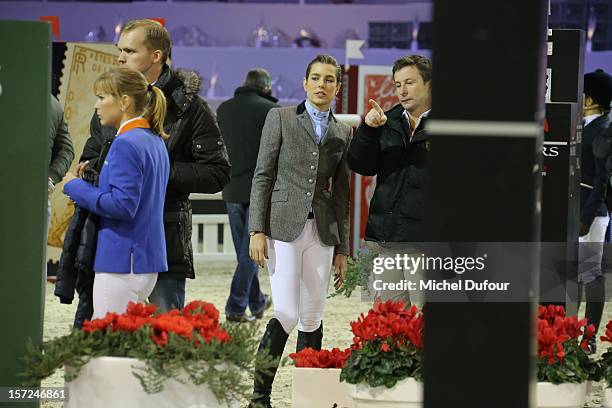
left=347, top=55, right=432, bottom=303
left=47, top=95, right=74, bottom=277
left=578, top=69, right=612, bottom=352
left=73, top=19, right=230, bottom=317
left=218, top=68, right=277, bottom=322
left=48, top=95, right=75, bottom=197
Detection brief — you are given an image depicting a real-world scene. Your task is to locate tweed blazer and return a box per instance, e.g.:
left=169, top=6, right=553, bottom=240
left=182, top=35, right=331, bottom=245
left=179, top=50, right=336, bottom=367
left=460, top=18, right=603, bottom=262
left=249, top=102, right=352, bottom=254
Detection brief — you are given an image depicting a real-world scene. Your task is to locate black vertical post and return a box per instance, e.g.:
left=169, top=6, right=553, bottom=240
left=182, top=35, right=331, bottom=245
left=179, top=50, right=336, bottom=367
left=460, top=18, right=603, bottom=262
left=424, top=1, right=547, bottom=408
left=540, top=29, right=585, bottom=314
left=540, top=102, right=581, bottom=308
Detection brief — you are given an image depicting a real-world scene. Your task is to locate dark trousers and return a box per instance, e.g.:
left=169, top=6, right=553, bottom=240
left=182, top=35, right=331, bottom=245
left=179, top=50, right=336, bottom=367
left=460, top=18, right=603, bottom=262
left=225, top=202, right=266, bottom=316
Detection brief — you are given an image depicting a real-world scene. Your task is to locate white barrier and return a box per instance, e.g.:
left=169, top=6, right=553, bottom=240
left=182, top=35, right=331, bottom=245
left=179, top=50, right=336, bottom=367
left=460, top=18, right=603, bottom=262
left=191, top=214, right=235, bottom=263
left=190, top=193, right=222, bottom=201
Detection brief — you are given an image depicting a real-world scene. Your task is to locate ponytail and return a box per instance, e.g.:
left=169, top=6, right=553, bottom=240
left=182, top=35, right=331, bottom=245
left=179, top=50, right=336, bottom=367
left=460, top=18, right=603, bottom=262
left=146, top=86, right=169, bottom=139
left=94, top=67, right=169, bottom=139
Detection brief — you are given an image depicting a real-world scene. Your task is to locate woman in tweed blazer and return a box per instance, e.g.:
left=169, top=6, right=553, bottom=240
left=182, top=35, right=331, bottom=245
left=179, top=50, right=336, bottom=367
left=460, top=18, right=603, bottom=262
left=247, top=55, right=352, bottom=408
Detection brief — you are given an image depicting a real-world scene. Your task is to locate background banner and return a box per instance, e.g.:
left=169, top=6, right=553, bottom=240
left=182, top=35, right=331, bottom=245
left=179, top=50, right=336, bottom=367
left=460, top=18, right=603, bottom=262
left=47, top=43, right=119, bottom=261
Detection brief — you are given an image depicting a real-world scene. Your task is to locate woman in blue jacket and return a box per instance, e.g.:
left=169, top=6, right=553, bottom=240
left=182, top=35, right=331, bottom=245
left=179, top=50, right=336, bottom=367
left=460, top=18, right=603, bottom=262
left=63, top=67, right=170, bottom=319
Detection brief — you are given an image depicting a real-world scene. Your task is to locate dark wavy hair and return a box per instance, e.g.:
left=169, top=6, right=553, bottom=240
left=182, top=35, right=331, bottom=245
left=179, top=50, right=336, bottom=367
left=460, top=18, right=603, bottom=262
left=392, top=55, right=432, bottom=83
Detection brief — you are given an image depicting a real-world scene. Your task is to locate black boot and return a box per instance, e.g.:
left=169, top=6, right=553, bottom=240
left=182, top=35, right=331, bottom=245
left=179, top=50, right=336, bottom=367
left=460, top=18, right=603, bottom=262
left=249, top=318, right=289, bottom=408
left=584, top=275, right=605, bottom=354
left=296, top=321, right=323, bottom=352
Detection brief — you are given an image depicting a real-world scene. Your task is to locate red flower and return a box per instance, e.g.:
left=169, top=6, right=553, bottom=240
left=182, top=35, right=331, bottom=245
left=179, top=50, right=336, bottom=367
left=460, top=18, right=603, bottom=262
left=81, top=300, right=231, bottom=348
left=199, top=326, right=230, bottom=344
left=580, top=339, right=590, bottom=351
left=151, top=303, right=230, bottom=345
left=152, top=330, right=169, bottom=347
left=380, top=342, right=391, bottom=352
left=537, top=305, right=590, bottom=366
left=600, top=321, right=612, bottom=343
left=114, top=315, right=149, bottom=332
left=126, top=302, right=157, bottom=317
left=183, top=301, right=220, bottom=323
left=289, top=347, right=352, bottom=368
left=349, top=300, right=423, bottom=350
left=583, top=324, right=596, bottom=340
left=82, top=312, right=119, bottom=333
left=538, top=304, right=566, bottom=324
left=151, top=314, right=193, bottom=340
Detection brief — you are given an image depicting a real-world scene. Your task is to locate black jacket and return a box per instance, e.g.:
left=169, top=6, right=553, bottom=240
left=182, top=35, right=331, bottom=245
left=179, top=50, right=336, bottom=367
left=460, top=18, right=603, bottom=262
left=348, top=104, right=429, bottom=243
left=79, top=66, right=231, bottom=279
left=581, top=114, right=611, bottom=227
left=591, top=113, right=612, bottom=213
left=54, top=206, right=97, bottom=304
left=48, top=95, right=75, bottom=184
left=55, top=140, right=113, bottom=312
left=217, top=85, right=279, bottom=203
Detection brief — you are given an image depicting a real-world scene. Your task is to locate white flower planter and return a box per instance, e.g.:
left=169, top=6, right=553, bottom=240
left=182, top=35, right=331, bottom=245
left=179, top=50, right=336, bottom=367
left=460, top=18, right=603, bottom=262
left=292, top=367, right=353, bottom=408
left=348, top=377, right=422, bottom=408
left=586, top=380, right=593, bottom=396
left=535, top=382, right=587, bottom=408
left=603, top=387, right=612, bottom=408
left=66, top=357, right=232, bottom=408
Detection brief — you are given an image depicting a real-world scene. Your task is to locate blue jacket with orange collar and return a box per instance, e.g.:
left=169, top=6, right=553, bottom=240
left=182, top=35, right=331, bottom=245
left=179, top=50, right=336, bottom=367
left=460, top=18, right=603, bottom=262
left=64, top=121, right=170, bottom=273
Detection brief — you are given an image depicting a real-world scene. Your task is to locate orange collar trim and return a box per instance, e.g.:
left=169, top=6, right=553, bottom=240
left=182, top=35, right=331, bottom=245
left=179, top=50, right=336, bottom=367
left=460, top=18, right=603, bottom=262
left=117, top=117, right=151, bottom=136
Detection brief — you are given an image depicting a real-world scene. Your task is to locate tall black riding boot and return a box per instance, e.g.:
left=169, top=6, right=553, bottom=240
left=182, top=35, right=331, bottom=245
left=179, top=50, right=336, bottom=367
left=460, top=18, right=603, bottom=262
left=249, top=318, right=289, bottom=408
left=584, top=275, right=606, bottom=353
left=296, top=321, right=323, bottom=352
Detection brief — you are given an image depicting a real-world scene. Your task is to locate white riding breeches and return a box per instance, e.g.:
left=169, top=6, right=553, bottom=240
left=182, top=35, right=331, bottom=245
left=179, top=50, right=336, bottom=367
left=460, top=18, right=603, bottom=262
left=579, top=214, right=610, bottom=283
left=266, top=219, right=335, bottom=334
left=92, top=272, right=158, bottom=319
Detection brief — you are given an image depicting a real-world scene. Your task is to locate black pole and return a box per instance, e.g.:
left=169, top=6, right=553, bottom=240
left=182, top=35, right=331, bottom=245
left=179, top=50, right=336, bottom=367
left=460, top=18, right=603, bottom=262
left=424, top=1, right=547, bottom=407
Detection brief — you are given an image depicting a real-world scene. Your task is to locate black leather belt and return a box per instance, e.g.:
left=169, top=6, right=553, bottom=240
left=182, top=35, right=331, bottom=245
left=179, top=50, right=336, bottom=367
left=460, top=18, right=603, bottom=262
left=307, top=211, right=315, bottom=219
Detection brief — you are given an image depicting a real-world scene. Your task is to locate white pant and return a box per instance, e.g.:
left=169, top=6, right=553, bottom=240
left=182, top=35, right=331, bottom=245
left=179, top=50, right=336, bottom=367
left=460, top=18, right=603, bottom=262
left=92, top=272, right=158, bottom=319
left=266, top=219, right=334, bottom=333
left=579, top=214, right=610, bottom=283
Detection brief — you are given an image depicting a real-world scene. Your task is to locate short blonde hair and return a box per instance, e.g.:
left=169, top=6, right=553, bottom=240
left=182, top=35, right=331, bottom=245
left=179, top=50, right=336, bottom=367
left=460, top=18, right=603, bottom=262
left=122, top=19, right=171, bottom=64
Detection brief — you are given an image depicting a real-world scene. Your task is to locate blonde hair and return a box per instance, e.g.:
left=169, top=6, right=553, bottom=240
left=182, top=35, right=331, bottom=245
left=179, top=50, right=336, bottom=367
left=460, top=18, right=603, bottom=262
left=94, top=67, right=168, bottom=139
left=122, top=19, right=171, bottom=65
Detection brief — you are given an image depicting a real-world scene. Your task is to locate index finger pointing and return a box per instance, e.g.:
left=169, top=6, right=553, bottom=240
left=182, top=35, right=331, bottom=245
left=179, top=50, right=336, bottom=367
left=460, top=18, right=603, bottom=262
left=369, top=99, right=384, bottom=114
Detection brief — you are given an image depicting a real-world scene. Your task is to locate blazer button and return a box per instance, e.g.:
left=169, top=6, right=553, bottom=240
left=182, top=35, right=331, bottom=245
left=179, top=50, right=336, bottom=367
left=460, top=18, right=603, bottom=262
left=308, top=179, right=314, bottom=183
left=310, top=165, right=315, bottom=170
left=306, top=192, right=312, bottom=197
left=312, top=151, right=317, bottom=156
left=217, top=140, right=223, bottom=146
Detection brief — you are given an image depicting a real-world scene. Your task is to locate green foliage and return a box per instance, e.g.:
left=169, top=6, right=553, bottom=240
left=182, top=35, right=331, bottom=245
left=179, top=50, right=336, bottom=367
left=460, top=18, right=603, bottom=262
left=537, top=341, right=598, bottom=384
left=599, top=349, right=612, bottom=388
left=330, top=248, right=379, bottom=298
left=340, top=341, right=422, bottom=388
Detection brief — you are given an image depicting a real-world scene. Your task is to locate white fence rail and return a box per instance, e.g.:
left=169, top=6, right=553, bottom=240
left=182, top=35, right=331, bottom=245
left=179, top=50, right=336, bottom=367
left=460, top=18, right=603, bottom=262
left=191, top=214, right=235, bottom=263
